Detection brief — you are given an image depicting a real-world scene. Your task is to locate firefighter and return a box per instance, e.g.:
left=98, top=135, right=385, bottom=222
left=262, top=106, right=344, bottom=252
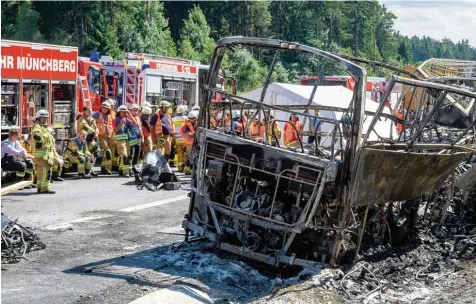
left=48, top=126, right=64, bottom=182
left=76, top=106, right=99, bottom=176
left=31, top=109, right=56, bottom=194
left=395, top=106, right=404, bottom=134
left=140, top=106, right=153, bottom=158
left=63, top=131, right=93, bottom=179
left=92, top=101, right=114, bottom=175
left=268, top=111, right=281, bottom=146
left=172, top=106, right=187, bottom=172
left=249, top=117, right=265, bottom=142
left=150, top=100, right=174, bottom=160
left=283, top=114, right=303, bottom=147
left=113, top=105, right=136, bottom=177
left=129, top=104, right=143, bottom=174
left=108, top=99, right=119, bottom=171
left=1, top=128, right=35, bottom=186
left=181, top=111, right=198, bottom=175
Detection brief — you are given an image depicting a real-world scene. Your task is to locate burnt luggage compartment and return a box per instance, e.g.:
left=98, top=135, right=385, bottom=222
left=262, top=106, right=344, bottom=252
left=184, top=128, right=339, bottom=267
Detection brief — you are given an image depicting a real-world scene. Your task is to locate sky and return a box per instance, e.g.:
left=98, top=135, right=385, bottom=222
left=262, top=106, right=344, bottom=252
left=380, top=0, right=476, bottom=46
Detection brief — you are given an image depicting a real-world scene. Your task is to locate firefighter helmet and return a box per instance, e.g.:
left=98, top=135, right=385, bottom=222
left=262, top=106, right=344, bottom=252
left=35, top=109, right=49, bottom=119
left=192, top=105, right=200, bottom=111
left=101, top=102, right=111, bottom=109
left=141, top=106, right=152, bottom=115
left=176, top=106, right=184, bottom=114
left=188, top=111, right=198, bottom=120
left=143, top=101, right=152, bottom=108
left=130, top=104, right=140, bottom=110
left=159, top=100, right=171, bottom=108
left=117, top=105, right=128, bottom=112
left=107, top=98, right=116, bottom=106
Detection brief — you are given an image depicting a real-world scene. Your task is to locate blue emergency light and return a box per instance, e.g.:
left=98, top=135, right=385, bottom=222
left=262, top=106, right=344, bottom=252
left=90, top=52, right=100, bottom=62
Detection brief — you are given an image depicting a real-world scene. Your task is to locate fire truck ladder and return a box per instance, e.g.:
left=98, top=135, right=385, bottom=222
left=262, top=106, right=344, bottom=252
left=124, top=66, right=139, bottom=106
left=77, top=76, right=92, bottom=109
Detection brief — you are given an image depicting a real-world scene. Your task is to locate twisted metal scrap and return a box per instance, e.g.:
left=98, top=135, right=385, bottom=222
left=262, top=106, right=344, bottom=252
left=1, top=214, right=46, bottom=263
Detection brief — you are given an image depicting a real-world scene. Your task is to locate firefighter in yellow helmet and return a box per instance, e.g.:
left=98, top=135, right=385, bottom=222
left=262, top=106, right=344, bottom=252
left=92, top=101, right=114, bottom=175
left=63, top=131, right=94, bottom=179
left=150, top=100, right=174, bottom=160
left=172, top=105, right=187, bottom=171
left=108, top=99, right=119, bottom=170
left=181, top=111, right=198, bottom=175
left=31, top=109, right=56, bottom=194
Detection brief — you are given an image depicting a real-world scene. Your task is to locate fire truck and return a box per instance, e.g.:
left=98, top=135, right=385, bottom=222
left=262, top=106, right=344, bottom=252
left=1, top=40, right=78, bottom=151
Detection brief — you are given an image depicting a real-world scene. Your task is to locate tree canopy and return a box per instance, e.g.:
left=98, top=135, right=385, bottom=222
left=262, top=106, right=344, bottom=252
left=2, top=0, right=475, bottom=91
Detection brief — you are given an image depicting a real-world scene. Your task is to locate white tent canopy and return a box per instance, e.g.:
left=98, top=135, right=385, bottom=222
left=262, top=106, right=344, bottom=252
left=242, top=82, right=396, bottom=147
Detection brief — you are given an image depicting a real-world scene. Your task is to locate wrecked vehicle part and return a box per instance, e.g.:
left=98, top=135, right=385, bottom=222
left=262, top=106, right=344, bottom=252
left=184, top=37, right=476, bottom=268
left=1, top=213, right=46, bottom=263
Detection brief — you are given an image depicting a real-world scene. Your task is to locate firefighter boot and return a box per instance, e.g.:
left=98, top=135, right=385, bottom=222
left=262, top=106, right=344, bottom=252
left=52, top=172, right=64, bottom=182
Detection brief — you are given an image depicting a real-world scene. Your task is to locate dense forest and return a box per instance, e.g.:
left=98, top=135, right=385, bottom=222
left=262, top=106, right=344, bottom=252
left=2, top=1, right=476, bottom=91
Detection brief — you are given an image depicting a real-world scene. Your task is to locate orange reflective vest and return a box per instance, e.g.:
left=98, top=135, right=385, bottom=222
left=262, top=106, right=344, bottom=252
left=154, top=112, right=173, bottom=136
left=249, top=122, right=265, bottom=141
left=395, top=112, right=404, bottom=133
left=283, top=121, right=303, bottom=144
left=181, top=121, right=196, bottom=146
left=97, top=112, right=113, bottom=136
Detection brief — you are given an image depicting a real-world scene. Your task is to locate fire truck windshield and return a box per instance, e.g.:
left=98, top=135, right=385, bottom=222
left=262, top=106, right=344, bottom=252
left=88, top=66, right=101, bottom=94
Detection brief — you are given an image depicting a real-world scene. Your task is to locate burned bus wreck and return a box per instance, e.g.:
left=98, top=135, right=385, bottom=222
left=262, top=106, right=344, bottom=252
left=182, top=37, right=476, bottom=268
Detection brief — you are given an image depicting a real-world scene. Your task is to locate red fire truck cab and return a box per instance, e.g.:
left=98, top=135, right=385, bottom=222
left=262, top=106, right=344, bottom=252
left=1, top=40, right=78, bottom=152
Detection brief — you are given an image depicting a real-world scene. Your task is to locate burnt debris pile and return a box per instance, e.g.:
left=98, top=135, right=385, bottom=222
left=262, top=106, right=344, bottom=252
left=1, top=213, right=46, bottom=263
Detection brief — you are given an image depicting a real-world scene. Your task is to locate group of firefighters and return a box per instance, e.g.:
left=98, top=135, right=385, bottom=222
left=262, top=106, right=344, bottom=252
left=2, top=98, right=322, bottom=194
left=1, top=99, right=200, bottom=194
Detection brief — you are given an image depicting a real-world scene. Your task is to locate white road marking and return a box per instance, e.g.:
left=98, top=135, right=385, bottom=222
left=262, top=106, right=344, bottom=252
left=157, top=226, right=185, bottom=234
left=43, top=195, right=189, bottom=230
left=119, top=195, right=189, bottom=212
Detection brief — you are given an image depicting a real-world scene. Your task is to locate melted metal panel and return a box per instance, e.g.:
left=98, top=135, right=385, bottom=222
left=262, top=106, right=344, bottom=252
left=351, top=148, right=470, bottom=206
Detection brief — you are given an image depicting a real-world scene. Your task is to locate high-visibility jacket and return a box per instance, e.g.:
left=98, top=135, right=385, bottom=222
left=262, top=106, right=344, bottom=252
left=131, top=115, right=143, bottom=138
left=153, top=112, right=173, bottom=136
left=93, top=112, right=113, bottom=136
left=77, top=116, right=98, bottom=135
left=283, top=121, right=303, bottom=144
left=65, top=137, right=88, bottom=157
left=181, top=121, right=197, bottom=146
left=31, top=122, right=55, bottom=159
left=173, top=115, right=186, bottom=144
left=268, top=120, right=282, bottom=143
left=395, top=112, right=404, bottom=133
left=249, top=121, right=265, bottom=141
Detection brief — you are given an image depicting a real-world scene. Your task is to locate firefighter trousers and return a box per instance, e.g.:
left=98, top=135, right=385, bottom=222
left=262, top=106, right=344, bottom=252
left=175, top=143, right=185, bottom=172
left=140, top=137, right=153, bottom=160
left=1, top=156, right=34, bottom=181
left=52, top=157, right=62, bottom=178
left=184, top=144, right=193, bottom=174
left=98, top=135, right=114, bottom=172
left=116, top=140, right=130, bottom=175
left=63, top=153, right=93, bottom=175
left=33, top=158, right=52, bottom=193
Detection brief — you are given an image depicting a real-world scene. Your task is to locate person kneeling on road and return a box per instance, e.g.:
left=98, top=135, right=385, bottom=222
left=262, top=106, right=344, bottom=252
left=63, top=131, right=94, bottom=179
left=1, top=128, right=35, bottom=188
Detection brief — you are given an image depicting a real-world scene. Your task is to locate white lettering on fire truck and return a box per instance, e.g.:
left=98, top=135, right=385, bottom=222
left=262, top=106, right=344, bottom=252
left=155, top=63, right=179, bottom=73
left=1, top=55, right=76, bottom=73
